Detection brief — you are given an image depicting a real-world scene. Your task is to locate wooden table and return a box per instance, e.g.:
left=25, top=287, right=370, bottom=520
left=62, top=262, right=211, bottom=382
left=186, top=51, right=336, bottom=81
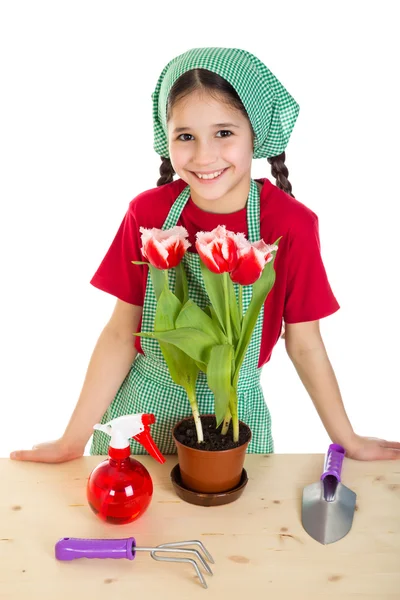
left=1, top=454, right=399, bottom=599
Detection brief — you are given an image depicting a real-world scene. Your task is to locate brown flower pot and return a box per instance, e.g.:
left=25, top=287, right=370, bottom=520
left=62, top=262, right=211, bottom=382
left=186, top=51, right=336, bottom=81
left=172, top=414, right=251, bottom=493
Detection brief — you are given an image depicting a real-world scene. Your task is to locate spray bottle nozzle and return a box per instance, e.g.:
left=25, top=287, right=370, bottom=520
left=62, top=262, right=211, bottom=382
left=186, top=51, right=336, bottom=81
left=142, top=414, right=156, bottom=427
left=93, top=413, right=165, bottom=464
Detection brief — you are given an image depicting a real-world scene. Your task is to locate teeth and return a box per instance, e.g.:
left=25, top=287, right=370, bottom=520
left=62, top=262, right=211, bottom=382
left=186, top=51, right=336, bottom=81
left=195, top=169, right=224, bottom=180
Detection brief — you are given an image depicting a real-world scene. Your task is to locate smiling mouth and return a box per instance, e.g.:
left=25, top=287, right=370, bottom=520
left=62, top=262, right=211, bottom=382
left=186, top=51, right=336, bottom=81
left=191, top=167, right=229, bottom=181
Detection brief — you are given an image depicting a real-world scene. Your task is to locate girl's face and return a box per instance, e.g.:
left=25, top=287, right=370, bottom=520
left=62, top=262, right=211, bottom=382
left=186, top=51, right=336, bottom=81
left=167, top=90, right=254, bottom=214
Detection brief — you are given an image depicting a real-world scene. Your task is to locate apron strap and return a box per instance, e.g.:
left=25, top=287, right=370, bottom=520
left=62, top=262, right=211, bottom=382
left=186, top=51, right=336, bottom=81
left=162, top=179, right=260, bottom=241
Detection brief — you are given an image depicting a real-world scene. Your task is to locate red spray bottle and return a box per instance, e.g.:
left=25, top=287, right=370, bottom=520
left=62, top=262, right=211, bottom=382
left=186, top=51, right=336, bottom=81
left=87, top=413, right=165, bottom=524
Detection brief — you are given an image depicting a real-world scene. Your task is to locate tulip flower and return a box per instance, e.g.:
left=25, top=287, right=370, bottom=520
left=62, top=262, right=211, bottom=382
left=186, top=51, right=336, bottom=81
left=140, top=226, right=191, bottom=269
left=134, top=222, right=281, bottom=445
left=230, top=233, right=278, bottom=286
left=195, top=225, right=239, bottom=274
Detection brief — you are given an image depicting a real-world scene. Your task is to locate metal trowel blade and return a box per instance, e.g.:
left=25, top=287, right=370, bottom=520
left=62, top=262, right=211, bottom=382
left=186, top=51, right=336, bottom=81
left=302, top=476, right=356, bottom=544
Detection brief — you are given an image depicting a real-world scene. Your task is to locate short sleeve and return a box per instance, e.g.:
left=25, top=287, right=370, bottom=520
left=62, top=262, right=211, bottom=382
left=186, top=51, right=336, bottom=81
left=283, top=212, right=340, bottom=323
left=90, top=203, right=145, bottom=306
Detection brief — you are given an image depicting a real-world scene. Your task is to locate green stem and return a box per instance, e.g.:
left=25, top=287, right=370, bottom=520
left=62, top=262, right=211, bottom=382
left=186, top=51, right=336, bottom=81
left=188, top=391, right=203, bottom=443
left=223, top=272, right=232, bottom=345
left=229, top=387, right=239, bottom=443
left=238, top=285, right=243, bottom=327
left=221, top=407, right=232, bottom=435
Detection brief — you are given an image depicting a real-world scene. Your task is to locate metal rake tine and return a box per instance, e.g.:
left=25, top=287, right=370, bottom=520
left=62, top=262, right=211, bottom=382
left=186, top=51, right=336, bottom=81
left=155, top=544, right=212, bottom=575
left=150, top=549, right=208, bottom=589
left=157, top=540, right=215, bottom=564
left=134, top=540, right=214, bottom=588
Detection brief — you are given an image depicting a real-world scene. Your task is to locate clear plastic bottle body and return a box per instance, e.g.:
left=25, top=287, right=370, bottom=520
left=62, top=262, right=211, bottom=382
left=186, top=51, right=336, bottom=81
left=87, top=456, right=153, bottom=524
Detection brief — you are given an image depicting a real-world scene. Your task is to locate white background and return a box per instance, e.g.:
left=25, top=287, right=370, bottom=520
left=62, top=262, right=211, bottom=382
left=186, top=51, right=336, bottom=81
left=1, top=1, right=399, bottom=458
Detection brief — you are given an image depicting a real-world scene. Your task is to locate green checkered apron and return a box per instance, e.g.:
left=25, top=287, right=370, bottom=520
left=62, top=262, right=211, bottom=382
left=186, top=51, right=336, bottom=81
left=90, top=178, right=273, bottom=455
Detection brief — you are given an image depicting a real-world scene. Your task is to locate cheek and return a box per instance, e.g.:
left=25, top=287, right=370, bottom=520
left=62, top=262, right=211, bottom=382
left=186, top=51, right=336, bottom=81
left=227, top=143, right=253, bottom=164
left=169, top=143, right=191, bottom=168
left=223, top=136, right=253, bottom=157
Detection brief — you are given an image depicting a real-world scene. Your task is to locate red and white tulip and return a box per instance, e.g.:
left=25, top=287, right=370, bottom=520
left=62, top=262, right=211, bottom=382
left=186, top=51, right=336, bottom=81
left=195, top=225, right=239, bottom=274
left=230, top=233, right=278, bottom=285
left=140, top=226, right=191, bottom=269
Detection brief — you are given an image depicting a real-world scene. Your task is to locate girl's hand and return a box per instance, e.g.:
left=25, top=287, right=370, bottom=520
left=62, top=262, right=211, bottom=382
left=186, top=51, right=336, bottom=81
left=9, top=439, right=85, bottom=463
left=345, top=434, right=400, bottom=461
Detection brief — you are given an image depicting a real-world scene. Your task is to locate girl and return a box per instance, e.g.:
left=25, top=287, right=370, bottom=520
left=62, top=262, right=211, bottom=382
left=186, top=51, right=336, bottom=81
left=11, top=47, right=400, bottom=462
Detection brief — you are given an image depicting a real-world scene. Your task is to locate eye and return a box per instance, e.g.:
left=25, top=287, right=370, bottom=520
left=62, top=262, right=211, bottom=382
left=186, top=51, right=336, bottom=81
left=176, top=130, right=233, bottom=142
left=177, top=133, right=194, bottom=141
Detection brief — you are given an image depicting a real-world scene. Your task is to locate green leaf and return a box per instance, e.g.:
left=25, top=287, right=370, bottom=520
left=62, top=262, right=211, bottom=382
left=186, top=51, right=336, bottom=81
left=203, top=305, right=212, bottom=318
left=158, top=340, right=199, bottom=396
left=135, top=327, right=216, bottom=365
left=199, top=260, right=227, bottom=335
left=154, top=287, right=182, bottom=331
left=133, top=332, right=153, bottom=338
left=194, top=359, right=207, bottom=373
left=233, top=240, right=280, bottom=388
left=207, top=345, right=234, bottom=427
left=132, top=260, right=149, bottom=265
left=145, top=277, right=200, bottom=396
left=174, top=261, right=189, bottom=305
left=208, top=305, right=221, bottom=328
left=148, top=264, right=167, bottom=301
left=175, top=300, right=227, bottom=345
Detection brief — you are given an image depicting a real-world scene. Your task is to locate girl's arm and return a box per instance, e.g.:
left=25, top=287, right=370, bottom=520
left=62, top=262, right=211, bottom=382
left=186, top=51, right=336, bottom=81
left=284, top=320, right=400, bottom=460
left=10, top=299, right=142, bottom=463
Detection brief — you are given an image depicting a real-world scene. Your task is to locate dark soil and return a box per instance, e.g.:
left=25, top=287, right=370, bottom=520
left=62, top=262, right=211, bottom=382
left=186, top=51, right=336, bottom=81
left=174, top=415, right=251, bottom=451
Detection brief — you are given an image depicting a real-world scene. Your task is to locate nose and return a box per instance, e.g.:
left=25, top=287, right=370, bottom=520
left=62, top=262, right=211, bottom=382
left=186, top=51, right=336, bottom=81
left=193, top=139, right=218, bottom=166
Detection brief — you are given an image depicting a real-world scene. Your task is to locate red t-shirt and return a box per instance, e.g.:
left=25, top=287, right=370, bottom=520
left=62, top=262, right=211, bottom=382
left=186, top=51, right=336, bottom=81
left=90, top=177, right=340, bottom=367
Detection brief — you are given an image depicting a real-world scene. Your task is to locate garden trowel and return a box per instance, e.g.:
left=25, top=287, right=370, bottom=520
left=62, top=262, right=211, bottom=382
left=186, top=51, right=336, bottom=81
left=301, top=443, right=356, bottom=544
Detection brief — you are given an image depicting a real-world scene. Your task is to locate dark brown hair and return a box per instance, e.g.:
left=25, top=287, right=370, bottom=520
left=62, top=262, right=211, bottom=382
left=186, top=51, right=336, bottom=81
left=156, top=68, right=294, bottom=198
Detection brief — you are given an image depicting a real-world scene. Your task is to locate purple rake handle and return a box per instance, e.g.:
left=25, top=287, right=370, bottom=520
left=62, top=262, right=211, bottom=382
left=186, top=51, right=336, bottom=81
left=321, top=444, right=345, bottom=482
left=55, top=537, right=136, bottom=561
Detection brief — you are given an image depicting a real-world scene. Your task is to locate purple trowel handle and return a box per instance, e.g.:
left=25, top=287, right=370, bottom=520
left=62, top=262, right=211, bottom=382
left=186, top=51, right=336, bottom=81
left=55, top=537, right=136, bottom=561
left=320, top=443, right=345, bottom=482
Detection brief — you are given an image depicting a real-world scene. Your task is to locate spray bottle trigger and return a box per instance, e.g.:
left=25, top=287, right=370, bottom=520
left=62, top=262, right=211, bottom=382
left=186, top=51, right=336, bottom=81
left=134, top=418, right=165, bottom=464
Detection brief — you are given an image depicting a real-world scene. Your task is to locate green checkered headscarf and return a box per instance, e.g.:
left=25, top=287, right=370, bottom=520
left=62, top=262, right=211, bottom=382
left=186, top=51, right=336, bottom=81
left=151, top=47, right=300, bottom=159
